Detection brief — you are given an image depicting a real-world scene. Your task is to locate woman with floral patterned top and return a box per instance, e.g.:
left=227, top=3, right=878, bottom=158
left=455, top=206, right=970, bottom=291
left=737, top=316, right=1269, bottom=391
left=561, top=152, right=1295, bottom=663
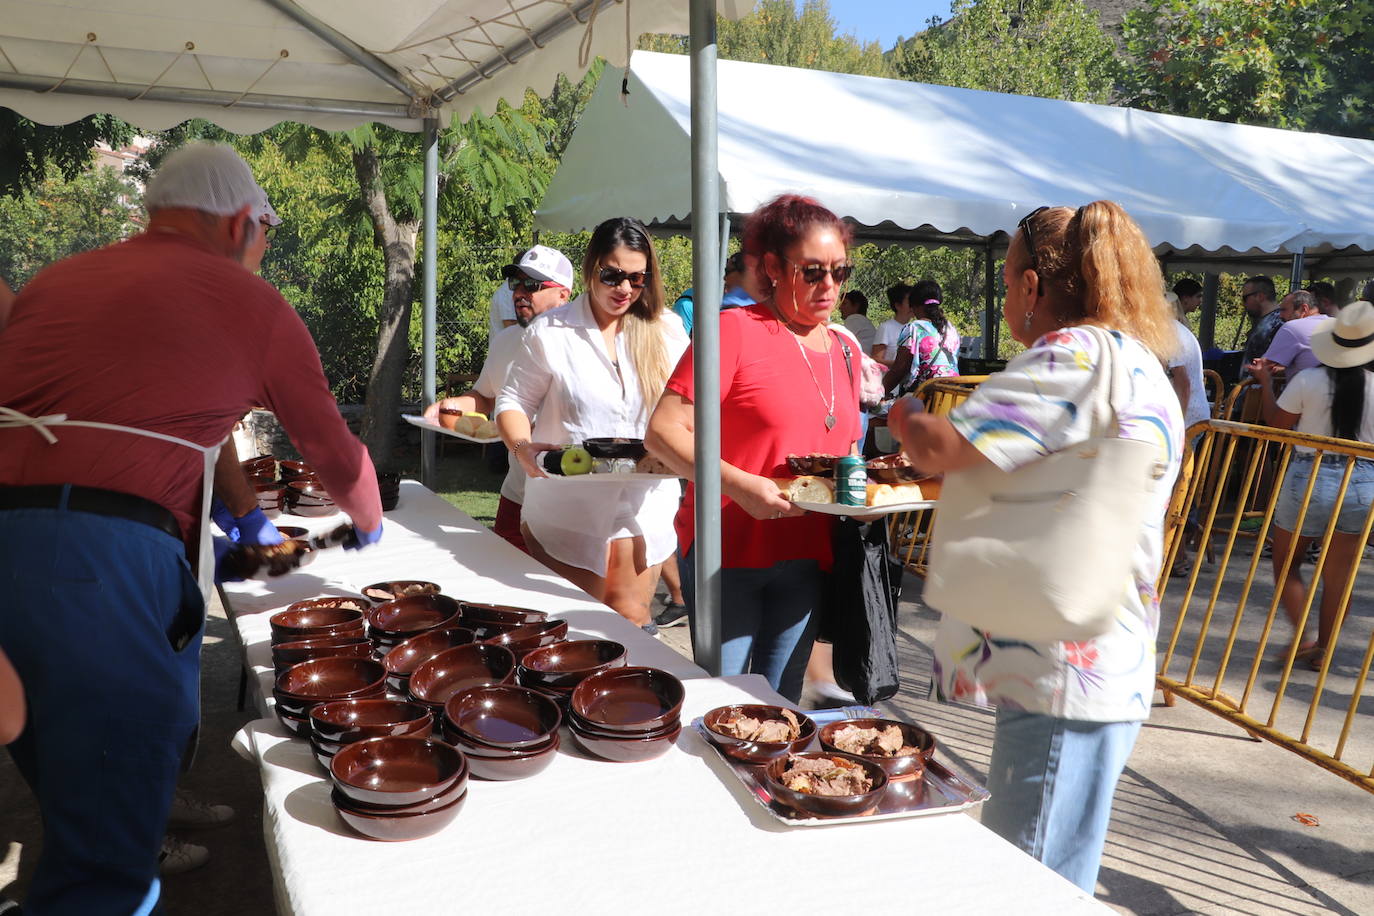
left=888, top=201, right=1183, bottom=893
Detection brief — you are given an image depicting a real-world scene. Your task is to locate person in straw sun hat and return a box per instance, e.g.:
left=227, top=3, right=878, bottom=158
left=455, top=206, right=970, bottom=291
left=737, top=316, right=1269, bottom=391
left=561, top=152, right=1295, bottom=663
left=1250, top=300, right=1374, bottom=671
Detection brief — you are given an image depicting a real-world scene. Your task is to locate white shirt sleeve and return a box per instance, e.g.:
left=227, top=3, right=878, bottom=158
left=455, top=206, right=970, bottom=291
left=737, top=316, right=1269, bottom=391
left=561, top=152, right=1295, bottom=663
left=495, top=324, right=553, bottom=421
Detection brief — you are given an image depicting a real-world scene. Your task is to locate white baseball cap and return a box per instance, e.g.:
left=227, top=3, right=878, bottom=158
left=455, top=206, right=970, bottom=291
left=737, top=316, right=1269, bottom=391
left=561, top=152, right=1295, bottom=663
left=252, top=188, right=282, bottom=227
left=502, top=245, right=574, bottom=290
left=143, top=142, right=267, bottom=218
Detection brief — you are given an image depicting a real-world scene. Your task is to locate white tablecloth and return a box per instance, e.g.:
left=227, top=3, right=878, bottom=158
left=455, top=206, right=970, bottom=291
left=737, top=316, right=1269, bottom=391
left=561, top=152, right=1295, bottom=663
left=224, top=481, right=1106, bottom=915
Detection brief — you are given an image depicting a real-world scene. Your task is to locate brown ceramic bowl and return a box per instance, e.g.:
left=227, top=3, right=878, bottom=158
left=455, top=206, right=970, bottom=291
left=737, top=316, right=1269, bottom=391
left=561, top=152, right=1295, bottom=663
left=286, top=596, right=370, bottom=615
left=565, top=711, right=679, bottom=741
left=274, top=684, right=385, bottom=720
left=333, top=786, right=467, bottom=841
left=269, top=605, right=366, bottom=643
left=443, top=684, right=562, bottom=750
left=272, top=636, right=374, bottom=672
left=409, top=644, right=517, bottom=710
left=312, top=720, right=433, bottom=769
left=460, top=603, right=547, bottom=626
left=517, top=640, right=627, bottom=691
left=383, top=629, right=477, bottom=678
left=865, top=454, right=922, bottom=484
left=310, top=698, right=436, bottom=744
left=330, top=773, right=465, bottom=815
left=785, top=454, right=840, bottom=477
left=330, top=735, right=467, bottom=807
left=763, top=752, right=889, bottom=818
left=362, top=581, right=442, bottom=605
left=277, top=459, right=315, bottom=482
left=701, top=704, right=817, bottom=764
left=817, top=718, right=935, bottom=780
left=457, top=734, right=560, bottom=780
left=377, top=471, right=401, bottom=512
left=583, top=437, right=647, bottom=461
left=480, top=619, right=568, bottom=657
left=570, top=666, right=684, bottom=735
left=440, top=718, right=558, bottom=757
left=276, top=657, right=387, bottom=702
left=275, top=707, right=313, bottom=738
left=276, top=525, right=308, bottom=539
left=569, top=719, right=681, bottom=763
left=254, top=484, right=287, bottom=516
left=367, top=594, right=463, bottom=639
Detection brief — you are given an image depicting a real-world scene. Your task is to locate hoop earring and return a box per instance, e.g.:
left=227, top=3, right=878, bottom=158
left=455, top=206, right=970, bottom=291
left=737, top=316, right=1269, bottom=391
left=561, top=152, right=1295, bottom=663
left=1023, top=309, right=1035, bottom=334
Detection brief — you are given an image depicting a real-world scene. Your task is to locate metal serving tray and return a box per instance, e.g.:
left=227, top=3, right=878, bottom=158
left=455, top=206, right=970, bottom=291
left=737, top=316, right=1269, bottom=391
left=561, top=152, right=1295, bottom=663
left=693, top=706, right=989, bottom=828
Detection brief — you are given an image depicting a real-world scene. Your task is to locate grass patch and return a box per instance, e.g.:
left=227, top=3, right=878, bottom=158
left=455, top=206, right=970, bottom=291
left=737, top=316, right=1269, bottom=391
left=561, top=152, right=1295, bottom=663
left=394, top=440, right=506, bottom=526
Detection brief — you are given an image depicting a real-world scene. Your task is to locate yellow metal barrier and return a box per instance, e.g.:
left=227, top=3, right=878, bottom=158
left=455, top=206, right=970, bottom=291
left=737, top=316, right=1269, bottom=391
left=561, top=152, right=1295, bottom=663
left=1159, top=419, right=1374, bottom=793
left=887, top=376, right=986, bottom=576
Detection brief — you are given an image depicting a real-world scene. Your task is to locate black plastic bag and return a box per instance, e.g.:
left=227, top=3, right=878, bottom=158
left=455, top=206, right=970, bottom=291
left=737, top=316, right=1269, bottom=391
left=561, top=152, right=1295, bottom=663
left=819, top=517, right=902, bottom=705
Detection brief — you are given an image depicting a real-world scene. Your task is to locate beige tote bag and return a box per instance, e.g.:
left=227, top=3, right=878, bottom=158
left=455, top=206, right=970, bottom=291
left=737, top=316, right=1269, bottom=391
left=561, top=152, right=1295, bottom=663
left=923, top=326, right=1169, bottom=643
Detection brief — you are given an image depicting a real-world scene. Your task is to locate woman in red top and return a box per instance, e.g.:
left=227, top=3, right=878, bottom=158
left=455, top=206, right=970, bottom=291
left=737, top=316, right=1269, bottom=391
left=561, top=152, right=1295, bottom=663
left=647, top=194, right=862, bottom=701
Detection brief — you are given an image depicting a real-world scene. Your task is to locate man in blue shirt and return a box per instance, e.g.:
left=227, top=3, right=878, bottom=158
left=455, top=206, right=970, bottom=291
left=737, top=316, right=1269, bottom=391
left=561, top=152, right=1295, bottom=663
left=671, top=251, right=753, bottom=335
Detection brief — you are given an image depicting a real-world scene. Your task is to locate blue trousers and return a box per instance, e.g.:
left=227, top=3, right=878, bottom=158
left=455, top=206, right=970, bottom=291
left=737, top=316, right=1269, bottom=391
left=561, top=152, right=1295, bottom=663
left=980, top=708, right=1141, bottom=893
left=679, top=545, right=823, bottom=703
left=0, top=505, right=204, bottom=916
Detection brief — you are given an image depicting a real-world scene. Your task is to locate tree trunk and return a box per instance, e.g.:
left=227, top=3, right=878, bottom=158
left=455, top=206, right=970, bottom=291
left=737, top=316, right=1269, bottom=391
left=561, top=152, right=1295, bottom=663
left=352, top=143, right=418, bottom=473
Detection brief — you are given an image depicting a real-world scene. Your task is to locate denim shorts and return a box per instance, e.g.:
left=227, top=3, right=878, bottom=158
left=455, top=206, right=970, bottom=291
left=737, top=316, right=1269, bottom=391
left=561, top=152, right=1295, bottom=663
left=1274, top=453, right=1374, bottom=538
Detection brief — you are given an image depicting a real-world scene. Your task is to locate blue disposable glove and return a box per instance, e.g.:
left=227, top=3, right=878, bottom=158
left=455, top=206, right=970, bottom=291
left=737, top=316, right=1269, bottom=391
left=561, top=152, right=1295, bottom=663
left=234, top=507, right=284, bottom=546
left=210, top=497, right=240, bottom=541
left=213, top=536, right=245, bottom=584
left=345, top=522, right=383, bottom=551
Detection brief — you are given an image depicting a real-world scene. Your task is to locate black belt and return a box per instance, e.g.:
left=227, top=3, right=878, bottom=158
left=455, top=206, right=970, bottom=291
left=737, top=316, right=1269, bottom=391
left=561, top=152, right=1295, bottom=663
left=0, top=485, right=182, bottom=541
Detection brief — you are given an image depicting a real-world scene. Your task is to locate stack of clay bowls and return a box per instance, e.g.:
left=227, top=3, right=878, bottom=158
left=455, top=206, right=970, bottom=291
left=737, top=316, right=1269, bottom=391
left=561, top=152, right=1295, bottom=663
left=566, top=666, right=683, bottom=762
left=440, top=684, right=562, bottom=780
left=308, top=697, right=433, bottom=771
left=366, top=594, right=463, bottom=654
left=269, top=598, right=370, bottom=676
left=516, top=640, right=626, bottom=712
left=329, top=736, right=468, bottom=841
left=479, top=618, right=568, bottom=658
left=273, top=657, right=386, bottom=737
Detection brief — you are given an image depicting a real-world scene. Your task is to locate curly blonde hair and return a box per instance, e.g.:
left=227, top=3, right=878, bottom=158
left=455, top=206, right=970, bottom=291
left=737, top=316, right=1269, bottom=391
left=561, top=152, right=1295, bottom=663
left=1016, top=201, right=1174, bottom=360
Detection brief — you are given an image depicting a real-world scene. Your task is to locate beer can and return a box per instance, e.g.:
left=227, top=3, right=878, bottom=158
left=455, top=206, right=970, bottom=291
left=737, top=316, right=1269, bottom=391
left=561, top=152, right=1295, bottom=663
left=835, top=455, right=867, bottom=506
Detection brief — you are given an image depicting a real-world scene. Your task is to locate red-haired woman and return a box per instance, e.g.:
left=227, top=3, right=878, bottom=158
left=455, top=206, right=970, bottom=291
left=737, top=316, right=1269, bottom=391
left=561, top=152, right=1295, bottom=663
left=647, top=194, right=862, bottom=701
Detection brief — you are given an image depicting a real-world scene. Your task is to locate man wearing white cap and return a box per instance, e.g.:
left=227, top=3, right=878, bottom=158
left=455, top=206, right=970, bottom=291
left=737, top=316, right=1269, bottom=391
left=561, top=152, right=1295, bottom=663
left=0, top=142, right=383, bottom=914
left=425, top=245, right=574, bottom=550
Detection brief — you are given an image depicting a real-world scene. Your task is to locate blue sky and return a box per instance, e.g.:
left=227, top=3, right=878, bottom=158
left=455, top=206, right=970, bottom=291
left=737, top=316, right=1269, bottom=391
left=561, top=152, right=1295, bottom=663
left=826, top=0, right=952, bottom=49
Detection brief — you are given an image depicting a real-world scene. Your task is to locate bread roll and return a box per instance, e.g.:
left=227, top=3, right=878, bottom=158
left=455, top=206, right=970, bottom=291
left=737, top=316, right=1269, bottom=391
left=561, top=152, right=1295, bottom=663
left=779, top=476, right=834, bottom=504
left=866, top=481, right=923, bottom=507
left=473, top=420, right=499, bottom=439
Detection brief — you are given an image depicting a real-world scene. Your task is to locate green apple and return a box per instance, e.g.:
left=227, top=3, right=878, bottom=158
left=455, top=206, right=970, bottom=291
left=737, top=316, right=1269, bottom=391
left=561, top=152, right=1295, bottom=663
left=560, top=446, right=593, bottom=476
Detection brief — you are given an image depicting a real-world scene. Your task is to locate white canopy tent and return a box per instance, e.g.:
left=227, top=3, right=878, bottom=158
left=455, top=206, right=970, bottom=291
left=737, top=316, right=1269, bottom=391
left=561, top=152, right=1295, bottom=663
left=1, top=2, right=747, bottom=673
left=539, top=50, right=1374, bottom=279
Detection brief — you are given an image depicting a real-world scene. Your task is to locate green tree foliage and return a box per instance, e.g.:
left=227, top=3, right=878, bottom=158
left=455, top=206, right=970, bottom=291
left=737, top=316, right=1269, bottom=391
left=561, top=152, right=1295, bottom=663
left=892, top=0, right=1117, bottom=103
left=0, top=162, right=138, bottom=287
left=640, top=1, right=890, bottom=76
left=0, top=110, right=133, bottom=197
left=1119, top=0, right=1373, bottom=137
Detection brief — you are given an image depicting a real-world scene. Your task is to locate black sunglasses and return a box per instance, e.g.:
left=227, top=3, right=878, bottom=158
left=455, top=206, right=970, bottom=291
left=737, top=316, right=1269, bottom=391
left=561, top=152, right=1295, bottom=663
left=597, top=267, right=649, bottom=289
left=1016, top=206, right=1050, bottom=274
left=786, top=259, right=854, bottom=285
left=507, top=275, right=559, bottom=292
left=258, top=220, right=277, bottom=241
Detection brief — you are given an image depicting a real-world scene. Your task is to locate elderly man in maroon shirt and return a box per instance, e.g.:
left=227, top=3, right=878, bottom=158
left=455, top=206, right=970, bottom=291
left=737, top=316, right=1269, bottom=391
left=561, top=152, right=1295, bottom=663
left=0, top=143, right=382, bottom=915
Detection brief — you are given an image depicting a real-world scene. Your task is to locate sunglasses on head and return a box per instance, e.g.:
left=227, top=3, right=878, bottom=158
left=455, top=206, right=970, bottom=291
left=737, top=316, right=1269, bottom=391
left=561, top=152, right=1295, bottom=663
left=786, top=259, right=854, bottom=285
left=597, top=267, right=649, bottom=289
left=507, top=275, right=562, bottom=292
left=1016, top=206, right=1050, bottom=274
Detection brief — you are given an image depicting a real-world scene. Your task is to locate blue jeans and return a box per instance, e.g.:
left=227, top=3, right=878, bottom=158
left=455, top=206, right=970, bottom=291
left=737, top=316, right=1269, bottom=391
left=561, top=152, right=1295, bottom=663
left=980, top=708, right=1142, bottom=893
left=1, top=504, right=204, bottom=916
left=679, top=545, right=823, bottom=703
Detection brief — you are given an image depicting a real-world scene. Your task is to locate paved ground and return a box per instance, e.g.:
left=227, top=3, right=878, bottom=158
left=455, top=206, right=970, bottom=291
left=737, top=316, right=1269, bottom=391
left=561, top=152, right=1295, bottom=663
left=3, top=568, right=1372, bottom=914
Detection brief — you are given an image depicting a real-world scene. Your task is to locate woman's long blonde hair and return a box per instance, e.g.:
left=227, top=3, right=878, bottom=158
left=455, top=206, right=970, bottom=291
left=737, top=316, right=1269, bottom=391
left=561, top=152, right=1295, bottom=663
left=582, top=217, right=671, bottom=412
left=1019, top=201, right=1175, bottom=360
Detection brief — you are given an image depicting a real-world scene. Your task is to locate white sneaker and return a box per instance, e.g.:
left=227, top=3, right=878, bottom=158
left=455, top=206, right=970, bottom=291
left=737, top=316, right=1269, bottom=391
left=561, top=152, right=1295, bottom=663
left=159, top=836, right=209, bottom=876
left=168, top=789, right=235, bottom=828
left=810, top=680, right=857, bottom=705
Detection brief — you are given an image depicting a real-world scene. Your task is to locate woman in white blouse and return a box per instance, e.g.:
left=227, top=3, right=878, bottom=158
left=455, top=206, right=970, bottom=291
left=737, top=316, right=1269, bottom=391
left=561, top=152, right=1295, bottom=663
left=495, top=218, right=688, bottom=630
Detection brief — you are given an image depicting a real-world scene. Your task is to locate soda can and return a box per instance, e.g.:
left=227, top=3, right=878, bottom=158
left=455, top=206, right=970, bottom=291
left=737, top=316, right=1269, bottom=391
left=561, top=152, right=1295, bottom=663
left=835, top=455, right=867, bottom=506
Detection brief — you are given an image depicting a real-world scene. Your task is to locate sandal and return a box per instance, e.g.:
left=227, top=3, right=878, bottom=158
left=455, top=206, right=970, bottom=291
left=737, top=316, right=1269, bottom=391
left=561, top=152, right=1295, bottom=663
left=1292, top=643, right=1327, bottom=671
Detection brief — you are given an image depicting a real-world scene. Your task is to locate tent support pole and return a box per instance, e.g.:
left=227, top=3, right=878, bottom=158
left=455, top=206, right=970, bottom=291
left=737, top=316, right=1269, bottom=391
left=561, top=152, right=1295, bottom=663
left=983, top=244, right=997, bottom=360
left=1200, top=273, right=1219, bottom=352
left=1290, top=250, right=1306, bottom=292
left=420, top=117, right=439, bottom=490
left=689, top=0, right=722, bottom=677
